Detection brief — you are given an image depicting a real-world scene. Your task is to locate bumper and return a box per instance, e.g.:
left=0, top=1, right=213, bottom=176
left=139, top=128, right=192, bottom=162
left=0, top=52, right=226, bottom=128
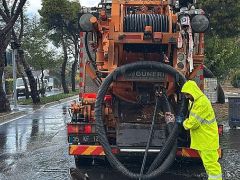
left=17, top=89, right=26, bottom=95
left=69, top=145, right=222, bottom=158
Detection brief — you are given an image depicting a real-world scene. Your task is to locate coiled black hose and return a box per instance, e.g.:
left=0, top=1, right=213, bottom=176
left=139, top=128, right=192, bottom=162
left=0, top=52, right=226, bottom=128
left=124, top=14, right=169, bottom=32
left=95, top=61, right=186, bottom=179
left=139, top=95, right=161, bottom=180
left=139, top=93, right=178, bottom=180
left=147, top=109, right=183, bottom=173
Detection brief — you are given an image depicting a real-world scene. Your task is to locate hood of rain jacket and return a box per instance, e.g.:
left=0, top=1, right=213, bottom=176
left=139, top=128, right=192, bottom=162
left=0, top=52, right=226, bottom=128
left=181, top=80, right=204, bottom=101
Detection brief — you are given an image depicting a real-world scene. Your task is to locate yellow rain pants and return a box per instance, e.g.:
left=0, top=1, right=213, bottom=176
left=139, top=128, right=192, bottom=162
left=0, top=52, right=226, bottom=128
left=198, top=150, right=222, bottom=180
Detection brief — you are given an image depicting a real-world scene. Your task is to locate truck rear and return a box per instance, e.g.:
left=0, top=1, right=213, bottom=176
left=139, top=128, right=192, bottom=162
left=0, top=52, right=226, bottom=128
left=67, top=0, right=223, bottom=179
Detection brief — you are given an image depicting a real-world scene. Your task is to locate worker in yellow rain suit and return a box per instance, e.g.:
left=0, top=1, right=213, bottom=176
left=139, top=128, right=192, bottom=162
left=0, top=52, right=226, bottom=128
left=181, top=80, right=222, bottom=180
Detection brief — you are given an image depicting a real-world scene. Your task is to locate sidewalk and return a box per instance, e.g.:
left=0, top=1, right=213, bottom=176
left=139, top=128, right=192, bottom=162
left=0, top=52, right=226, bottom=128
left=0, top=95, right=78, bottom=124
left=222, top=81, right=240, bottom=94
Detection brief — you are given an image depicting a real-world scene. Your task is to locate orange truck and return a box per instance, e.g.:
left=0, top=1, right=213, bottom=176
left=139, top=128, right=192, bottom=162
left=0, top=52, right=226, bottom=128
left=67, top=0, right=223, bottom=179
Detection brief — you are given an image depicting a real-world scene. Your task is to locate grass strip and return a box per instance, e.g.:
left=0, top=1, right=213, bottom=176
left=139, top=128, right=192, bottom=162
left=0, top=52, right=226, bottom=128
left=18, top=90, right=79, bottom=105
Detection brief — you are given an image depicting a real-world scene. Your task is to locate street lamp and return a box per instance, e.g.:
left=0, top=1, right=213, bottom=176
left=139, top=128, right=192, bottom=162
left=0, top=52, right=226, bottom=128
left=11, top=41, right=20, bottom=111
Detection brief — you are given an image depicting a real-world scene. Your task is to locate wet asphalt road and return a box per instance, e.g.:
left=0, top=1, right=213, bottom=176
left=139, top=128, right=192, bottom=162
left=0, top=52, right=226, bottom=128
left=0, top=102, right=240, bottom=180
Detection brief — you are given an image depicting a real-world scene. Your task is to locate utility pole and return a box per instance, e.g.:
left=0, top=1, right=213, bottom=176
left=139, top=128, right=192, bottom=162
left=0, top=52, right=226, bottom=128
left=3, top=52, right=7, bottom=93
left=11, top=41, right=20, bottom=111
left=2, top=72, right=5, bottom=93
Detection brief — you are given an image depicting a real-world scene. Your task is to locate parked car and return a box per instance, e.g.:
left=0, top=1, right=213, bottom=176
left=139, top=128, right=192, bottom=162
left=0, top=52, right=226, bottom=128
left=16, top=77, right=48, bottom=98
left=16, top=78, right=30, bottom=98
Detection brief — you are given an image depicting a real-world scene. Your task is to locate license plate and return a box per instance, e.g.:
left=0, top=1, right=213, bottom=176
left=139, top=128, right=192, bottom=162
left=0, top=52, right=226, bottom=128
left=68, top=134, right=99, bottom=143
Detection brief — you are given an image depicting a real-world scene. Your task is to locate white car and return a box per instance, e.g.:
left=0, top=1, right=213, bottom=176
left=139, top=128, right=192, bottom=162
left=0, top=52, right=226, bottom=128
left=16, top=78, right=30, bottom=98
left=16, top=77, right=48, bottom=97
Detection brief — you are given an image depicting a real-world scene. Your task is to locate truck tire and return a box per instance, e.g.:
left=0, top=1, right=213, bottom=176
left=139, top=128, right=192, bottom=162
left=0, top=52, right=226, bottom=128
left=203, top=66, right=225, bottom=104
left=69, top=168, right=89, bottom=180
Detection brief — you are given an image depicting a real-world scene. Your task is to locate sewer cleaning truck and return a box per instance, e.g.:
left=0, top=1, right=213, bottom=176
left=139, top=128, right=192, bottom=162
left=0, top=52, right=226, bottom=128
left=67, top=0, right=223, bottom=179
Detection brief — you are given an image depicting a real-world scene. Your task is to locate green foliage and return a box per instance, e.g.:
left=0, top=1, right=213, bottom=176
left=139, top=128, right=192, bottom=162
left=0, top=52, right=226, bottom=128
left=200, top=0, right=240, bottom=82
left=18, top=90, right=79, bottom=105
left=22, top=18, right=60, bottom=72
left=39, top=0, right=81, bottom=93
left=5, top=79, right=13, bottom=95
left=231, top=70, right=240, bottom=88
left=39, top=0, right=68, bottom=29
left=39, top=0, right=80, bottom=44
left=4, top=66, right=13, bottom=79
left=205, top=36, right=240, bottom=82
left=199, top=0, right=240, bottom=37
left=39, top=0, right=80, bottom=28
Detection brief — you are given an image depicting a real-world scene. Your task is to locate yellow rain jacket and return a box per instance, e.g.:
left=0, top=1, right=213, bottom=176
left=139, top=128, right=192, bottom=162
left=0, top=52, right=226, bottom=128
left=181, top=80, right=219, bottom=151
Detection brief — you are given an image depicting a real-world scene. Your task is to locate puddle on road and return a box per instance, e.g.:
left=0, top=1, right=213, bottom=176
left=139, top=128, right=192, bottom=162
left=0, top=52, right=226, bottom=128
left=0, top=102, right=72, bottom=179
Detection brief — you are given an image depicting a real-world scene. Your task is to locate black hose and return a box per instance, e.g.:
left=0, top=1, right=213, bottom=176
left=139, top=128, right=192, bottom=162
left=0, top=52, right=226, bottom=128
left=146, top=93, right=180, bottom=174
left=124, top=14, right=168, bottom=32
left=95, top=61, right=186, bottom=179
left=147, top=122, right=178, bottom=173
left=147, top=92, right=186, bottom=173
left=85, top=32, right=97, bottom=70
left=84, top=32, right=103, bottom=81
left=139, top=95, right=161, bottom=180
left=147, top=139, right=178, bottom=177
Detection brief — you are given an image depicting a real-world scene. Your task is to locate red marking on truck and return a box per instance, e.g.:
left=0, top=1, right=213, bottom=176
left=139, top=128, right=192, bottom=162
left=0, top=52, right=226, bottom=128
left=80, top=52, right=84, bottom=59
left=69, top=145, right=222, bottom=159
left=69, top=145, right=105, bottom=156
left=79, top=32, right=84, bottom=37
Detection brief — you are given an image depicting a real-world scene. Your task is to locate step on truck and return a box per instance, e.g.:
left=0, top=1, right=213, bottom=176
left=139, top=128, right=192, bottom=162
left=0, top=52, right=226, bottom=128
left=67, top=0, right=224, bottom=179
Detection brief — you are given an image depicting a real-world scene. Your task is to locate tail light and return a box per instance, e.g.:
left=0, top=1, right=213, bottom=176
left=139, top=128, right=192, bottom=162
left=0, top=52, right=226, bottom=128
left=218, top=124, right=223, bottom=136
left=84, top=125, right=92, bottom=134
left=67, top=123, right=96, bottom=134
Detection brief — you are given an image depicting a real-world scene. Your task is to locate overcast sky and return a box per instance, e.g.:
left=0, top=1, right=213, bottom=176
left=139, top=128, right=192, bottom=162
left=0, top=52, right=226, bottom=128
left=26, top=0, right=100, bottom=16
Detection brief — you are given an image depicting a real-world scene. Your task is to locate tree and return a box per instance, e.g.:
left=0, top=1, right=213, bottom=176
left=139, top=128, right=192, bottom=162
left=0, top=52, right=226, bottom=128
left=12, top=12, right=40, bottom=102
left=0, top=0, right=27, bottom=112
left=65, top=0, right=80, bottom=92
left=199, top=0, right=240, bottom=37
left=205, top=36, right=240, bottom=82
left=198, top=0, right=240, bottom=81
left=39, top=0, right=81, bottom=93
left=39, top=0, right=69, bottom=94
left=22, top=18, right=59, bottom=96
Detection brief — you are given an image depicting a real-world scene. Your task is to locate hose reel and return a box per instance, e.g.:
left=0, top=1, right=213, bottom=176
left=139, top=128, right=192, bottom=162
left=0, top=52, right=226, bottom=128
left=124, top=14, right=169, bottom=32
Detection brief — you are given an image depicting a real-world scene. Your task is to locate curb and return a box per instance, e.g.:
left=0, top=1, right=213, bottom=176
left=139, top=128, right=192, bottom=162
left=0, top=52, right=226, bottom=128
left=0, top=95, right=78, bottom=124
left=42, top=95, right=78, bottom=108
left=0, top=111, right=28, bottom=124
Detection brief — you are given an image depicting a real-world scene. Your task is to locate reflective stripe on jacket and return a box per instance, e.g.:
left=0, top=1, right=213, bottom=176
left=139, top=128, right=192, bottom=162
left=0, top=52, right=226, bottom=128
left=181, top=80, right=219, bottom=151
